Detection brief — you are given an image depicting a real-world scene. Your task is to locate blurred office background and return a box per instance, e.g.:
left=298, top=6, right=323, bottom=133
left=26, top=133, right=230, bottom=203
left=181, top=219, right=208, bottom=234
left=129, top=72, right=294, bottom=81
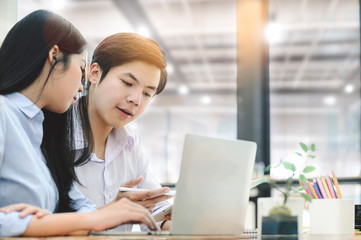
left=1, top=0, right=360, bottom=210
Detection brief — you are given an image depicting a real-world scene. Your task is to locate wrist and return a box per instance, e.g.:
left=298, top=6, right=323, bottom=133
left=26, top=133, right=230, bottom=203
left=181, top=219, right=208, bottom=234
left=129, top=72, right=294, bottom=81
left=83, top=211, right=103, bottom=232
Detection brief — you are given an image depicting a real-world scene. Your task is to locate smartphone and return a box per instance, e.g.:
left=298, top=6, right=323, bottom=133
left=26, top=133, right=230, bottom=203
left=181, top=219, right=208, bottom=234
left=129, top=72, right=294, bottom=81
left=118, top=187, right=176, bottom=196
left=153, top=205, right=173, bottom=222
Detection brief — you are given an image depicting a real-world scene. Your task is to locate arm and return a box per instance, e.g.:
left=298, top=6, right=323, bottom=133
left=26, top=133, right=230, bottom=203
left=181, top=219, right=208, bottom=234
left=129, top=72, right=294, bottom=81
left=23, top=198, right=158, bottom=236
left=0, top=198, right=158, bottom=237
left=23, top=212, right=92, bottom=236
left=0, top=98, right=6, bottom=169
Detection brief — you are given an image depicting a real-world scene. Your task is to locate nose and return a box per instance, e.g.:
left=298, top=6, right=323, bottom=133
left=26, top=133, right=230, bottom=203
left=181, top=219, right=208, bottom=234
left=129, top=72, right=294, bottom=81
left=127, top=89, right=141, bottom=106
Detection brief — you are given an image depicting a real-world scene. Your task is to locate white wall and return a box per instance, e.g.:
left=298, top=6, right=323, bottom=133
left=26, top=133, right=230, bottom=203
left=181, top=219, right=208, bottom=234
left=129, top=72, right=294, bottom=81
left=0, top=0, right=17, bottom=43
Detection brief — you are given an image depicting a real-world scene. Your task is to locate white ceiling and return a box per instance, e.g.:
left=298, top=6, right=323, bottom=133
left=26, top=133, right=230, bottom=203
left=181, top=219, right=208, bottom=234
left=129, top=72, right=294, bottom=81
left=17, top=0, right=360, bottom=111
left=13, top=0, right=361, bottom=180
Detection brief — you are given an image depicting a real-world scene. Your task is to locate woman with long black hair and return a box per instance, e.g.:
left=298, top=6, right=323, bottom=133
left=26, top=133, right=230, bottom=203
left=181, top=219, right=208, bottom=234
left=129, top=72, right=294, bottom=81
left=0, top=10, right=158, bottom=237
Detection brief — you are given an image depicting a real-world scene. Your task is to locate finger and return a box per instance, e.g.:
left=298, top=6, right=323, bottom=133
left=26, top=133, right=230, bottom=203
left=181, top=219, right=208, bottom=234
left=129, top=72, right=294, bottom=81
left=0, top=203, right=26, bottom=213
left=0, top=207, right=10, bottom=213
left=121, top=176, right=144, bottom=188
left=143, top=203, right=156, bottom=210
left=150, top=194, right=173, bottom=202
left=36, top=209, right=51, bottom=218
left=145, top=205, right=153, bottom=210
left=127, top=201, right=159, bottom=231
left=0, top=208, right=9, bottom=213
left=128, top=187, right=171, bottom=201
left=134, top=211, right=159, bottom=231
left=138, top=200, right=156, bottom=210
left=138, top=205, right=160, bottom=231
left=137, top=195, right=172, bottom=207
left=19, top=207, right=41, bottom=218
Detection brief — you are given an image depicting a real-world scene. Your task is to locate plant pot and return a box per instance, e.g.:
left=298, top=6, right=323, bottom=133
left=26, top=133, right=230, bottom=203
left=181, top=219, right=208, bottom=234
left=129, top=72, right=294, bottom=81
left=257, top=197, right=304, bottom=234
left=262, top=215, right=298, bottom=235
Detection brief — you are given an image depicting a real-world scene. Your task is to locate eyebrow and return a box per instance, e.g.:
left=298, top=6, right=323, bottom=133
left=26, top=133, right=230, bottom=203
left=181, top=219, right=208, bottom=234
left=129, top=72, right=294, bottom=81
left=123, top=72, right=157, bottom=92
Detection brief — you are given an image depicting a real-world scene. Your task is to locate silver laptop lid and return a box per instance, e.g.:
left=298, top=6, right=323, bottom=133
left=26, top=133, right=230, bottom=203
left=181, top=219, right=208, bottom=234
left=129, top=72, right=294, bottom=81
left=171, top=134, right=257, bottom=235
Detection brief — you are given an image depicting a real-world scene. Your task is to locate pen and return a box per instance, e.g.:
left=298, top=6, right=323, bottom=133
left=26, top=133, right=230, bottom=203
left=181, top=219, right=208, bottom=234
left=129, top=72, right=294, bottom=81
left=332, top=171, right=343, bottom=199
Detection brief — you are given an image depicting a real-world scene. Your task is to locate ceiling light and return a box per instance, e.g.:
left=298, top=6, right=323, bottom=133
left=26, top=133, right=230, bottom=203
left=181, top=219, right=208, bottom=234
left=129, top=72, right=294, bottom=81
left=344, top=84, right=354, bottom=93
left=178, top=85, right=189, bottom=95
left=265, top=23, right=284, bottom=44
left=51, top=0, right=67, bottom=10
left=201, top=96, right=211, bottom=105
left=167, top=64, right=174, bottom=74
left=136, top=26, right=151, bottom=38
left=323, top=96, right=336, bottom=106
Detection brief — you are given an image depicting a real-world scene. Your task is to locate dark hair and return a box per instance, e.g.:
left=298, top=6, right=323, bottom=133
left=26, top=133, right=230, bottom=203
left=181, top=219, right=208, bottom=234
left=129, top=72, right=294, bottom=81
left=78, top=33, right=168, bottom=159
left=0, top=10, right=89, bottom=212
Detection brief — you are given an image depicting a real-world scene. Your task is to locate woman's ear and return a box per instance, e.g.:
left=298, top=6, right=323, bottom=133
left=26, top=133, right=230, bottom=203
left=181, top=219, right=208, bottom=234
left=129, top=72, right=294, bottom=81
left=89, top=63, right=102, bottom=85
left=48, top=45, right=60, bottom=63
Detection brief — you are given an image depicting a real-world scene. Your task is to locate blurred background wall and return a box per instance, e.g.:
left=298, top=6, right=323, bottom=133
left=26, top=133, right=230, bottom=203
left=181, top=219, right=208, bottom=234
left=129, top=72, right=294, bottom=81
left=1, top=0, right=360, bottom=203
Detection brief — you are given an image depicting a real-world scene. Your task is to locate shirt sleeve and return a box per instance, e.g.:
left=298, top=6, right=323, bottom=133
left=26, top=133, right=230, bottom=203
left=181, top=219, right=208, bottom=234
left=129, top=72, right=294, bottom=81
left=69, top=184, right=97, bottom=213
left=0, top=98, right=32, bottom=237
left=0, top=98, right=6, bottom=168
left=0, top=212, right=32, bottom=237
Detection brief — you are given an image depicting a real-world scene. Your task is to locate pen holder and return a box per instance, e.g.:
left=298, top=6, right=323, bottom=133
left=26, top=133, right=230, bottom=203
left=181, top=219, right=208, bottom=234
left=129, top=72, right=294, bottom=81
left=309, top=199, right=354, bottom=235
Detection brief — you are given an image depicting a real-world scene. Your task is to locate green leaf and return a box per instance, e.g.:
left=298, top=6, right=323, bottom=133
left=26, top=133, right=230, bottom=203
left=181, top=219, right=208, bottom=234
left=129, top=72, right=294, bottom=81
left=308, top=155, right=316, bottom=159
left=299, top=142, right=308, bottom=153
left=297, top=186, right=306, bottom=191
left=300, top=192, right=312, bottom=202
left=295, top=152, right=303, bottom=157
left=264, top=165, right=271, bottom=172
left=283, top=162, right=296, bottom=171
left=310, top=143, right=316, bottom=152
left=303, top=166, right=316, bottom=173
left=299, top=174, right=306, bottom=183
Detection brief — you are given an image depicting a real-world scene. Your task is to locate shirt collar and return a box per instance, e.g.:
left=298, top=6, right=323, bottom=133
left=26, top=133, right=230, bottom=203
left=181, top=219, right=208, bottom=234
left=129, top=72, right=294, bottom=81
left=5, top=92, right=43, bottom=119
left=102, top=127, right=134, bottom=164
left=109, top=127, right=135, bottom=151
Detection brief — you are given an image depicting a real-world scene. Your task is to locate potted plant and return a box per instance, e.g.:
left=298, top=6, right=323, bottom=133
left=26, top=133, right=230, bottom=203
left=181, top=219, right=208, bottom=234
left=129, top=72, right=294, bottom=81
left=259, top=142, right=316, bottom=235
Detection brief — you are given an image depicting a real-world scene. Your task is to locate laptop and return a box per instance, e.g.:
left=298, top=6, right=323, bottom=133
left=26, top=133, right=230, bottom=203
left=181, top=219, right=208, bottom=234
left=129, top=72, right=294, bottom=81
left=91, top=134, right=257, bottom=236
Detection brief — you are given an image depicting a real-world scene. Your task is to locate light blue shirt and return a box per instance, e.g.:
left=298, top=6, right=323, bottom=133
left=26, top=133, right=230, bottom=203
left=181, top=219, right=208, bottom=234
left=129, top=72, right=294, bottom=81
left=0, top=92, right=96, bottom=237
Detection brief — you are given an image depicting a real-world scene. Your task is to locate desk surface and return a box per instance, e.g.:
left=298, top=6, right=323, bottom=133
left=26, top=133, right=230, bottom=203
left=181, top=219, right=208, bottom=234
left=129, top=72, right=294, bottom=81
left=2, top=235, right=361, bottom=240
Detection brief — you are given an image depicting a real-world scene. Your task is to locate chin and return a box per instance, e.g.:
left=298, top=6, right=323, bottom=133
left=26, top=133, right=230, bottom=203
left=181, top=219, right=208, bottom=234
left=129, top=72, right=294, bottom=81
left=109, top=119, right=127, bottom=129
left=49, top=103, right=72, bottom=114
left=112, top=123, right=125, bottom=129
left=56, top=107, right=70, bottom=114
left=44, top=108, right=68, bottom=114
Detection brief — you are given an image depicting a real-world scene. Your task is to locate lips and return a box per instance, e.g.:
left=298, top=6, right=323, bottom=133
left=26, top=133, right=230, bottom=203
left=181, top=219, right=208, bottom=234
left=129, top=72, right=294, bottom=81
left=117, top=107, right=134, bottom=116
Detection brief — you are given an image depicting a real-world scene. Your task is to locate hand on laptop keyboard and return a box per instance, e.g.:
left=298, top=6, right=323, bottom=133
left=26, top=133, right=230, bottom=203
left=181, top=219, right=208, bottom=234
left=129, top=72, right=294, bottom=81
left=91, top=198, right=160, bottom=231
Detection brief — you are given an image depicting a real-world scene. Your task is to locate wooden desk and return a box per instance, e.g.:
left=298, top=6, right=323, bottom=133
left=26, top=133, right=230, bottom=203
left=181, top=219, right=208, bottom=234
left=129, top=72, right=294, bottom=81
left=2, top=235, right=361, bottom=240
